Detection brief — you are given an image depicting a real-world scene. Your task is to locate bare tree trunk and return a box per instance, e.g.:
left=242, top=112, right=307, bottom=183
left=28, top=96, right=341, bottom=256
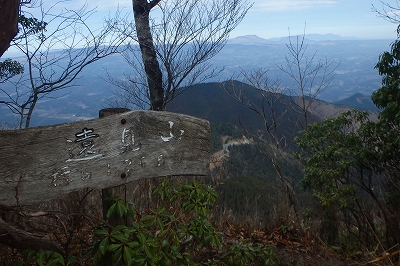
left=132, top=0, right=164, bottom=110
left=25, top=93, right=37, bottom=128
left=0, top=0, right=20, bottom=57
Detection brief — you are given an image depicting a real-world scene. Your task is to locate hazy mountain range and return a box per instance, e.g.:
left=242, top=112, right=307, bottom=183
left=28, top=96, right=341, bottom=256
left=227, top=33, right=359, bottom=45
left=0, top=34, right=387, bottom=127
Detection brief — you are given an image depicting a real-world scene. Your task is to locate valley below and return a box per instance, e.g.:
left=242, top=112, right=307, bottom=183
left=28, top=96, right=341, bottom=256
left=0, top=34, right=389, bottom=128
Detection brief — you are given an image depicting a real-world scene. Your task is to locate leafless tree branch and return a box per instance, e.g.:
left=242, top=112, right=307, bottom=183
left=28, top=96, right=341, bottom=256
left=1, top=0, right=129, bottom=128
left=108, top=0, right=251, bottom=110
left=277, top=31, right=338, bottom=128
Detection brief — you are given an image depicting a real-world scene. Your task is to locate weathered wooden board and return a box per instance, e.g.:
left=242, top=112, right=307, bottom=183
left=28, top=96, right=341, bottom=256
left=0, top=111, right=210, bottom=206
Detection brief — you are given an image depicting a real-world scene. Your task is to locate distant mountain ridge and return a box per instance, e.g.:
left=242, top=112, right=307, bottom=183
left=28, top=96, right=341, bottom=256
left=1, top=35, right=389, bottom=127
left=333, top=93, right=379, bottom=111
left=0, top=79, right=378, bottom=128
left=167, top=81, right=357, bottom=133
left=228, top=33, right=362, bottom=45
left=228, top=35, right=271, bottom=45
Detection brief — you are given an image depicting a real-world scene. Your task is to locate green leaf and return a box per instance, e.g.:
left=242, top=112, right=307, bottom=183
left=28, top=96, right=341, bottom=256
left=36, top=249, right=46, bottom=266
left=156, top=218, right=164, bottom=231
left=140, top=215, right=154, bottom=223
left=116, top=201, right=127, bottom=217
left=66, top=255, right=76, bottom=265
left=94, top=228, right=109, bottom=235
left=127, top=241, right=140, bottom=248
left=133, top=257, right=146, bottom=264
left=137, top=231, right=147, bottom=244
left=92, top=253, right=100, bottom=266
left=107, top=243, right=122, bottom=252
left=112, top=246, right=123, bottom=264
left=112, top=232, right=129, bottom=242
left=106, top=203, right=117, bottom=219
left=127, top=207, right=136, bottom=220
left=123, top=246, right=133, bottom=266
left=46, top=253, right=64, bottom=266
left=144, top=245, right=155, bottom=260
left=99, top=237, right=109, bottom=255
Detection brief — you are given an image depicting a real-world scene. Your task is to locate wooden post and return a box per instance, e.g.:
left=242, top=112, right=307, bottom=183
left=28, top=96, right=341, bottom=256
left=0, top=110, right=210, bottom=207
left=99, top=108, right=131, bottom=225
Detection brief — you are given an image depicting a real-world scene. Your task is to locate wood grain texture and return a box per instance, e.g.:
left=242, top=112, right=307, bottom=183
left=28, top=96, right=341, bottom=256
left=0, top=111, right=210, bottom=206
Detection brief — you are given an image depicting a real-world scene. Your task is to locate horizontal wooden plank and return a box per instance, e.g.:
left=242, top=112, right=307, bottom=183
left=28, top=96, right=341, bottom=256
left=0, top=111, right=210, bottom=206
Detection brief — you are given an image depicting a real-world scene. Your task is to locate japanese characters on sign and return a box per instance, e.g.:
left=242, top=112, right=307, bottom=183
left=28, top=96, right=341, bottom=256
left=67, top=127, right=102, bottom=162
left=51, top=121, right=185, bottom=187
left=121, top=120, right=184, bottom=177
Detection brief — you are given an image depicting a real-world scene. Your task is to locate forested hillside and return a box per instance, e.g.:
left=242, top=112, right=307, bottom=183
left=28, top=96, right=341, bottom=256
left=167, top=80, right=351, bottom=136
left=209, top=126, right=305, bottom=225
left=169, top=75, right=400, bottom=264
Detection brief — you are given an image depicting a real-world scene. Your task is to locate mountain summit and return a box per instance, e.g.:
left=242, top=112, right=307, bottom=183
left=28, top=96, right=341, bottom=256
left=228, top=35, right=269, bottom=45
left=228, top=33, right=357, bottom=45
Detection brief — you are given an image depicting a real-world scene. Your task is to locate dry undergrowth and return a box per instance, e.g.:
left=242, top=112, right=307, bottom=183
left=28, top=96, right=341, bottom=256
left=0, top=178, right=398, bottom=265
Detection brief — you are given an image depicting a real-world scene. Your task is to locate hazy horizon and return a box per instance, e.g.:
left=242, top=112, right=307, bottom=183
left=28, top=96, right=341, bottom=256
left=12, top=1, right=400, bottom=38
left=3, top=0, right=398, bottom=58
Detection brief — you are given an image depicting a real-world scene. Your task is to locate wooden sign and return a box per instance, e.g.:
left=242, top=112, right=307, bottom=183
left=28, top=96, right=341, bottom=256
left=0, top=111, right=210, bottom=206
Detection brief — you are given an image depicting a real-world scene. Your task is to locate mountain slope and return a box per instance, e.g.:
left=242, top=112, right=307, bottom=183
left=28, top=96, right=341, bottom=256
left=167, top=81, right=265, bottom=131
left=167, top=81, right=350, bottom=133
left=333, top=93, right=379, bottom=111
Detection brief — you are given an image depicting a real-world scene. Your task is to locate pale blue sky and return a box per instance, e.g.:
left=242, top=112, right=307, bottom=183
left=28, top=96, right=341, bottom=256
left=4, top=0, right=395, bottom=58
left=236, top=0, right=399, bottom=39
left=44, top=0, right=399, bottom=40
left=5, top=0, right=399, bottom=58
